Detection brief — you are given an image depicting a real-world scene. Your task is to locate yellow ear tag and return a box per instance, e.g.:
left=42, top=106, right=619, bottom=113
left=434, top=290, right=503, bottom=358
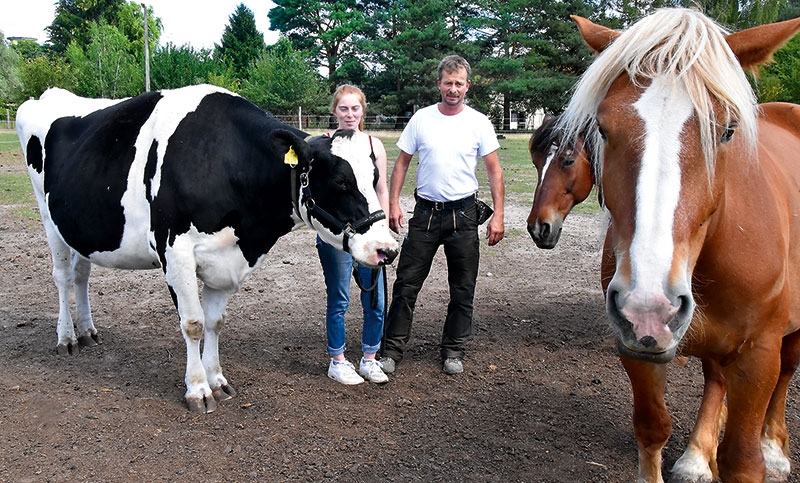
left=284, top=146, right=299, bottom=166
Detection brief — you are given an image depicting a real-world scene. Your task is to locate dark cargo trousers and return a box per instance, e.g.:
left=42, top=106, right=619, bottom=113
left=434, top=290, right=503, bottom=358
left=383, top=196, right=480, bottom=361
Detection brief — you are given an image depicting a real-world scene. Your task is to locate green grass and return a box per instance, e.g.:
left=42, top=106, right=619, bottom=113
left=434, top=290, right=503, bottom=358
left=0, top=131, right=20, bottom=153
left=0, top=172, right=34, bottom=205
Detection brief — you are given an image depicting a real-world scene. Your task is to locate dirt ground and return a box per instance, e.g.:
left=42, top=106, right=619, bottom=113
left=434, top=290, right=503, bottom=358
left=2, top=148, right=800, bottom=483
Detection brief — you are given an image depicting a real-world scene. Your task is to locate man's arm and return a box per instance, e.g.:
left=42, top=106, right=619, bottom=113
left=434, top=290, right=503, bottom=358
left=389, top=151, right=414, bottom=233
left=483, top=150, right=504, bottom=246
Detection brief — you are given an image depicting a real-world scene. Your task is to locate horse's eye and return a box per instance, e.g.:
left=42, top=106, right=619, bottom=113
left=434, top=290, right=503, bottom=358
left=562, top=157, right=576, bottom=168
left=597, top=125, right=607, bottom=142
left=721, top=121, right=738, bottom=144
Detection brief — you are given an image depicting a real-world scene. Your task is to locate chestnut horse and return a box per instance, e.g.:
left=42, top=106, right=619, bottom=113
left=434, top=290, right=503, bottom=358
left=526, top=115, right=595, bottom=249
left=559, top=8, right=800, bottom=482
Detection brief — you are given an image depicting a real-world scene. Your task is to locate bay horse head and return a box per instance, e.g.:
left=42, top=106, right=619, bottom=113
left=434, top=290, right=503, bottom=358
left=559, top=8, right=800, bottom=363
left=526, top=114, right=596, bottom=249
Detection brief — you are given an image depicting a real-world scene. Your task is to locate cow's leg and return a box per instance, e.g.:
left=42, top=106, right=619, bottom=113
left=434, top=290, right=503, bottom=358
left=669, top=358, right=727, bottom=483
left=201, top=286, right=237, bottom=401
left=718, top=338, right=781, bottom=482
left=761, top=330, right=800, bottom=481
left=72, top=257, right=100, bottom=347
left=164, top=240, right=216, bottom=414
left=622, top=356, right=670, bottom=483
left=42, top=221, right=79, bottom=355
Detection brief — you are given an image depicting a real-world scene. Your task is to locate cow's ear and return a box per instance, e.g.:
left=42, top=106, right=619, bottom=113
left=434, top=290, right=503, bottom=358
left=269, top=129, right=312, bottom=168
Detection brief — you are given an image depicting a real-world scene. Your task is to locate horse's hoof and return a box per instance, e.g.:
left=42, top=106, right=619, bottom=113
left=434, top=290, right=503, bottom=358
left=186, top=394, right=217, bottom=414
left=56, top=343, right=78, bottom=356
left=212, top=384, right=237, bottom=401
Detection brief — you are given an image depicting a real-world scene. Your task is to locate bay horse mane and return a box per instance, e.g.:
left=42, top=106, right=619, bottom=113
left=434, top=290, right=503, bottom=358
left=559, top=8, right=759, bottom=179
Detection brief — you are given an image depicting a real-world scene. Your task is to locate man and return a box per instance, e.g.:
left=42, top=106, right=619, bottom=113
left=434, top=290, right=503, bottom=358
left=380, top=55, right=505, bottom=375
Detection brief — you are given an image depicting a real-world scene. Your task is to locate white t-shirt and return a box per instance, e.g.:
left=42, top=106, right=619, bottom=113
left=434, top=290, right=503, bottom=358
left=397, top=104, right=499, bottom=202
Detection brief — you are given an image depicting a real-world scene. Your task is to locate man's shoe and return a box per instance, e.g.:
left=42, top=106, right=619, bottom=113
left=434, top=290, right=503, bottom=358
left=379, top=356, right=397, bottom=374
left=443, top=358, right=463, bottom=375
left=359, top=357, right=389, bottom=383
left=328, top=358, right=365, bottom=385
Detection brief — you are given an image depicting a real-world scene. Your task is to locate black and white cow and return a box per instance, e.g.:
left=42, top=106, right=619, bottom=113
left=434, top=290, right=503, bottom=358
left=16, top=84, right=398, bottom=413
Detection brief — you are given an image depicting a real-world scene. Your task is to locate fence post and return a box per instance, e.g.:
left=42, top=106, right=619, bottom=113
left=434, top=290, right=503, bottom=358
left=6, top=109, right=10, bottom=130
left=298, top=106, right=302, bottom=130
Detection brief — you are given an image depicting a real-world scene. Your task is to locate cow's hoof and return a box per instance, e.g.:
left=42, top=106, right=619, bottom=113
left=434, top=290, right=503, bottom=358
left=78, top=333, right=101, bottom=347
left=56, top=342, right=79, bottom=356
left=212, top=384, right=237, bottom=401
left=186, top=394, right=217, bottom=414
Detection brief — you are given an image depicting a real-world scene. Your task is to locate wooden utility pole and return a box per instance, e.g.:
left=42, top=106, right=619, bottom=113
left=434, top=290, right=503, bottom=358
left=142, top=3, right=150, bottom=91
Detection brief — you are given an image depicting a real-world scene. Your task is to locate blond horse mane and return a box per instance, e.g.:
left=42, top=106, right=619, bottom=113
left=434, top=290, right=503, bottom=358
left=559, top=8, right=759, bottom=182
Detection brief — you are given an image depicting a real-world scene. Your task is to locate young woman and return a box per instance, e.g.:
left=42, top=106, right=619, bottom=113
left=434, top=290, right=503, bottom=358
left=317, top=85, right=390, bottom=384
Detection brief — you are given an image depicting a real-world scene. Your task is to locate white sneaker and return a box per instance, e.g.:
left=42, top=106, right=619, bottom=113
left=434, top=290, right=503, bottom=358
left=359, top=357, right=389, bottom=384
left=328, top=358, right=364, bottom=385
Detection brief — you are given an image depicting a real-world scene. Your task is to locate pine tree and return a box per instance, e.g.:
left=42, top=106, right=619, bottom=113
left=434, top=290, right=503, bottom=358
left=216, top=3, right=266, bottom=77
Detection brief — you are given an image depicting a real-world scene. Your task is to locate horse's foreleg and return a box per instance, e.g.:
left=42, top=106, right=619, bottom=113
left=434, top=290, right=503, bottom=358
left=201, top=286, right=236, bottom=402
left=719, top=337, right=782, bottom=482
left=761, top=330, right=800, bottom=481
left=72, top=257, right=100, bottom=347
left=622, top=356, right=670, bottom=483
left=164, top=239, right=215, bottom=414
left=669, top=358, right=726, bottom=483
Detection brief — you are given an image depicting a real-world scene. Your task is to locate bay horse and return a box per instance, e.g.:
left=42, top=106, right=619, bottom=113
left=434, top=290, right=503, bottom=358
left=559, top=8, right=800, bottom=482
left=526, top=114, right=596, bottom=249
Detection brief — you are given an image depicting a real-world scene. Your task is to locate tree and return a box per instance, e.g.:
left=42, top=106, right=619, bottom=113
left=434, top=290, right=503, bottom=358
left=268, top=0, right=367, bottom=81
left=0, top=33, right=22, bottom=103
left=117, top=2, right=162, bottom=56
left=216, top=4, right=265, bottom=77
left=10, top=39, right=43, bottom=62
left=240, top=38, right=328, bottom=114
left=66, top=22, right=143, bottom=98
left=46, top=0, right=126, bottom=54
left=361, top=0, right=476, bottom=118
left=681, top=0, right=786, bottom=29
left=151, top=43, right=217, bottom=90
left=757, top=33, right=800, bottom=103
left=46, top=0, right=160, bottom=55
left=19, top=55, right=76, bottom=100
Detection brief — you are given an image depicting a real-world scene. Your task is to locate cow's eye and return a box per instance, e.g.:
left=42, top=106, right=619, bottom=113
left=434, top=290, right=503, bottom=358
left=335, top=179, right=349, bottom=191
left=721, top=121, right=738, bottom=144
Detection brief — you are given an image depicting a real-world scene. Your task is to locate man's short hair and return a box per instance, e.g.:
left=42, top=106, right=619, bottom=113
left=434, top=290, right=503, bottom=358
left=438, top=55, right=471, bottom=81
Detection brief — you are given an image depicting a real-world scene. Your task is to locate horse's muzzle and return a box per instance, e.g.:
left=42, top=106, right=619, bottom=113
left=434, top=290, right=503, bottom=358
left=528, top=219, right=563, bottom=249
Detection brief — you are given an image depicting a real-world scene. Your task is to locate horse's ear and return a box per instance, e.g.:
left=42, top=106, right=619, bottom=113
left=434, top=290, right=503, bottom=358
left=725, top=17, right=800, bottom=72
left=571, top=15, right=620, bottom=53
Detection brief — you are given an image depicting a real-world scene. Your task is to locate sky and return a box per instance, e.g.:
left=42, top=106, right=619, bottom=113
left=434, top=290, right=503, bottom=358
left=1, top=0, right=280, bottom=49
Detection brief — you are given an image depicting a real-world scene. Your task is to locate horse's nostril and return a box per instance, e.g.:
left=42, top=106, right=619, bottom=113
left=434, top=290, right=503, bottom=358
left=639, top=335, right=658, bottom=348
left=540, top=222, right=551, bottom=239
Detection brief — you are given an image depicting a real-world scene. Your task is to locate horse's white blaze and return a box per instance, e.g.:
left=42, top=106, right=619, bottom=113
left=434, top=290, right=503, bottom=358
left=540, top=144, right=558, bottom=182
left=629, top=77, right=693, bottom=293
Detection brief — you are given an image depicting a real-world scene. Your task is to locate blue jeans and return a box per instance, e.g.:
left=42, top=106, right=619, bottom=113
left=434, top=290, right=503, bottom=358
left=316, top=236, right=385, bottom=356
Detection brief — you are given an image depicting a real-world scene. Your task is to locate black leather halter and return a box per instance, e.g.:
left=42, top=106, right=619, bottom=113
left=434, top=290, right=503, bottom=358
left=290, top=160, right=386, bottom=254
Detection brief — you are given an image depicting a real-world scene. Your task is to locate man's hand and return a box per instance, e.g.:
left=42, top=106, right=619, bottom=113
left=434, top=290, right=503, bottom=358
left=389, top=201, right=404, bottom=234
left=485, top=214, right=504, bottom=246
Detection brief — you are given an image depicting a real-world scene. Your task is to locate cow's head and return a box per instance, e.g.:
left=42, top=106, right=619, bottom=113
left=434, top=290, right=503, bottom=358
left=270, top=129, right=398, bottom=267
